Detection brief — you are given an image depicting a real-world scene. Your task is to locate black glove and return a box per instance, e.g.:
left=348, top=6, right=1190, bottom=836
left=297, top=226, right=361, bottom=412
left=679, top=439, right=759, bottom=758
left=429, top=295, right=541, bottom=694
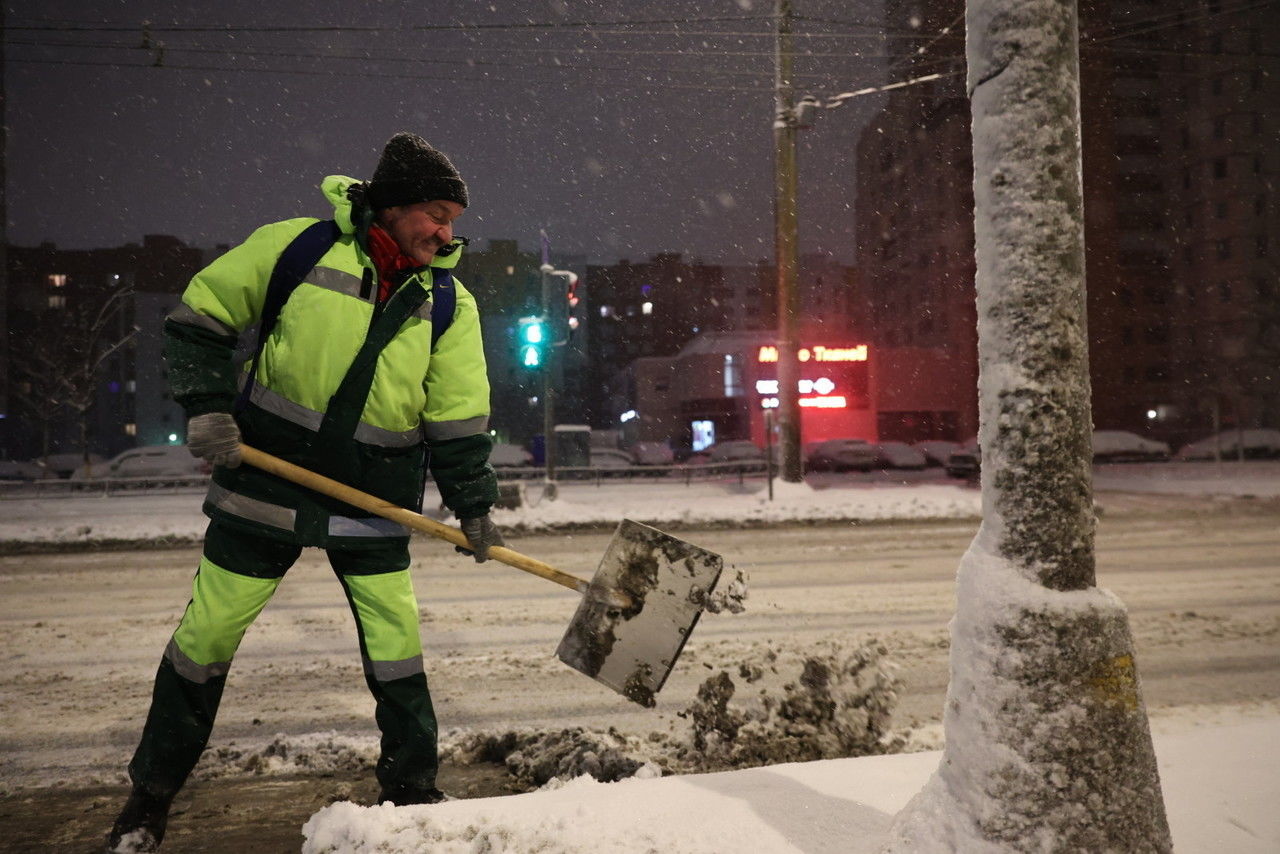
left=457, top=514, right=504, bottom=563
left=186, top=412, right=242, bottom=468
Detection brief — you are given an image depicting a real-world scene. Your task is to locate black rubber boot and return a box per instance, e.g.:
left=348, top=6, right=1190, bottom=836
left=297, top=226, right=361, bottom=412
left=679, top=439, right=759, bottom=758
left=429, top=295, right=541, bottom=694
left=105, top=787, right=172, bottom=852
left=376, top=784, right=448, bottom=806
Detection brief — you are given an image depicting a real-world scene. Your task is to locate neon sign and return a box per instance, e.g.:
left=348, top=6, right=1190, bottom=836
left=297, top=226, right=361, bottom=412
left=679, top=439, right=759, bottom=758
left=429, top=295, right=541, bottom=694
left=755, top=378, right=837, bottom=395
left=800, top=396, right=847, bottom=408
left=758, top=344, right=868, bottom=363
left=761, top=396, right=848, bottom=409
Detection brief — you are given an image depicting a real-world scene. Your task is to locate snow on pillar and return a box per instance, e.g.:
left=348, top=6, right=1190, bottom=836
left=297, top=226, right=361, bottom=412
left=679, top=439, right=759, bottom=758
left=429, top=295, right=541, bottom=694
left=883, top=1, right=1172, bottom=850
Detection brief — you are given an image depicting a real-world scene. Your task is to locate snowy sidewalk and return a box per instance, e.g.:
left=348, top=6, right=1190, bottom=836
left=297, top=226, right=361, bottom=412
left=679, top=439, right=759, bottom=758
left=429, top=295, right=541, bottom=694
left=302, top=718, right=1280, bottom=853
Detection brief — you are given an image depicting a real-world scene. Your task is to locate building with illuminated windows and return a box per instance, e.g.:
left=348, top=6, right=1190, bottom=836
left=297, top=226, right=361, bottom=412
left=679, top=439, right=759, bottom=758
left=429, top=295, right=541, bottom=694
left=614, top=331, right=972, bottom=456
left=857, top=0, right=1278, bottom=448
left=4, top=235, right=210, bottom=461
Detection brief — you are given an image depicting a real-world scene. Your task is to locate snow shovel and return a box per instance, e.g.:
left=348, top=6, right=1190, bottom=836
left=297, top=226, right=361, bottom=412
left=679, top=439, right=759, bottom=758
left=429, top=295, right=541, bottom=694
left=239, top=444, right=725, bottom=707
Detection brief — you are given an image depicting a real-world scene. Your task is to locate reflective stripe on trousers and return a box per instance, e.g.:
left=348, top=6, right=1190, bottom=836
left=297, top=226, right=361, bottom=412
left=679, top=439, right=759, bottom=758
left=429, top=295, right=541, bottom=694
left=127, top=520, right=438, bottom=800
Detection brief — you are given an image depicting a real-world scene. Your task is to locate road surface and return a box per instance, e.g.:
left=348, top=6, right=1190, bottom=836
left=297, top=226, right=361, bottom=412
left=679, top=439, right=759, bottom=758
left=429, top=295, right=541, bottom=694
left=1, top=496, right=1276, bottom=850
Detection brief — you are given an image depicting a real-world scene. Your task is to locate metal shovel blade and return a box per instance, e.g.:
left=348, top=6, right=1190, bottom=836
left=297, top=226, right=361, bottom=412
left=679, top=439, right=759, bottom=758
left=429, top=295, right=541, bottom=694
left=555, top=519, right=724, bottom=707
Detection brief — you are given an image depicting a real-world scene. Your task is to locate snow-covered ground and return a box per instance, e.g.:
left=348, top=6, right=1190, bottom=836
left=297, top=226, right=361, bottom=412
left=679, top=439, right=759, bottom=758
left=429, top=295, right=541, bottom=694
left=302, top=716, right=1280, bottom=853
left=2, top=461, right=1277, bottom=852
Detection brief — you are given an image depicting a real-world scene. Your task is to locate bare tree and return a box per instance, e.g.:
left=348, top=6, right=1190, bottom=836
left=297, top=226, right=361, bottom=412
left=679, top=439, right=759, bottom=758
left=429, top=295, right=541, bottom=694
left=9, top=282, right=137, bottom=469
left=885, top=0, right=1171, bottom=850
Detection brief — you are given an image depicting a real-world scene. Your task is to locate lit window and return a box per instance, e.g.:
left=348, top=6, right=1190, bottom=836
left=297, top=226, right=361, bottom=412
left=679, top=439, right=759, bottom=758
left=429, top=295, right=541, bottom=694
left=48, top=294, right=66, bottom=309
left=723, top=354, right=742, bottom=397
left=641, top=302, right=653, bottom=315
left=124, top=423, right=137, bottom=436
left=47, top=274, right=67, bottom=288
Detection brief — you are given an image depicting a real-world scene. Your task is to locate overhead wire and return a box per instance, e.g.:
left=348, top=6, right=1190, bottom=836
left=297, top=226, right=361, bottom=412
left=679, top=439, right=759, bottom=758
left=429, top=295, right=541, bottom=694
left=6, top=38, right=875, bottom=84
left=5, top=15, right=774, bottom=34
left=4, top=37, right=960, bottom=65
left=7, top=3, right=1271, bottom=101
left=6, top=56, right=781, bottom=94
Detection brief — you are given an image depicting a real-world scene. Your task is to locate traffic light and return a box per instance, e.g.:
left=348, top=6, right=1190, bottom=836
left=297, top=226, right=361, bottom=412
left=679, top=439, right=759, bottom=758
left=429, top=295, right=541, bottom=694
left=564, top=272, right=581, bottom=334
left=517, top=315, right=546, bottom=369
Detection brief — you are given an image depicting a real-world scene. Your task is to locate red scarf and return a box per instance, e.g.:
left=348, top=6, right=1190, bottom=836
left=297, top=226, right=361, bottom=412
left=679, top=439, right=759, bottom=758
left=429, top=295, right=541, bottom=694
left=366, top=224, right=420, bottom=303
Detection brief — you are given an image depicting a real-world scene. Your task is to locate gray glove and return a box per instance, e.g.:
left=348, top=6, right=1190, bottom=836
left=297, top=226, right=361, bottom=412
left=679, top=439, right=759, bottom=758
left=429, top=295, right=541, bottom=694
left=457, top=514, right=505, bottom=563
left=187, top=412, right=242, bottom=468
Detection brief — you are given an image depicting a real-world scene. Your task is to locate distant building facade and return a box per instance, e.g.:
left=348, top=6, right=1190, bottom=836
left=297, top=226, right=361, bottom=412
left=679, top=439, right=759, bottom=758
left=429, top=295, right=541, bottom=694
left=4, top=235, right=207, bottom=460
left=618, top=331, right=970, bottom=456
left=856, top=0, right=1278, bottom=448
left=587, top=253, right=866, bottom=434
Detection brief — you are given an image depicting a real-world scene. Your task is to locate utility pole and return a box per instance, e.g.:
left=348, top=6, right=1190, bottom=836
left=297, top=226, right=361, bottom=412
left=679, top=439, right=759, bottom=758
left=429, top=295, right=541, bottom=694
left=0, top=12, right=9, bottom=452
left=537, top=260, right=578, bottom=501
left=887, top=1, right=1170, bottom=848
left=539, top=264, right=558, bottom=499
left=773, top=0, right=802, bottom=482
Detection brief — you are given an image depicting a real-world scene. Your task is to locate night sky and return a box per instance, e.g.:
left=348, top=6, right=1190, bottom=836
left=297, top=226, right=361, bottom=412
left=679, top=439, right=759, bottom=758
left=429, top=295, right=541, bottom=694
left=7, top=1, right=904, bottom=264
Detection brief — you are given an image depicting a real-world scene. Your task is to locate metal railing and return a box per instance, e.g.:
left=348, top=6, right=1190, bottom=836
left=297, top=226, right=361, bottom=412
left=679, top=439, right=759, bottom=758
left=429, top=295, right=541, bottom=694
left=493, top=460, right=769, bottom=487
left=0, top=474, right=211, bottom=498
left=0, top=460, right=775, bottom=499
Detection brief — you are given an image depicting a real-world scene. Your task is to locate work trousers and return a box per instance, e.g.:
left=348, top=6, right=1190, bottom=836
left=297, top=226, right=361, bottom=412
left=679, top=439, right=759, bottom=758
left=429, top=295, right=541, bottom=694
left=127, top=520, right=438, bottom=800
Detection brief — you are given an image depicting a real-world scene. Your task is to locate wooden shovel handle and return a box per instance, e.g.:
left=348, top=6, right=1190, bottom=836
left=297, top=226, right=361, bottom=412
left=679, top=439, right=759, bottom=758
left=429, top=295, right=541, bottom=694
left=239, top=444, right=591, bottom=596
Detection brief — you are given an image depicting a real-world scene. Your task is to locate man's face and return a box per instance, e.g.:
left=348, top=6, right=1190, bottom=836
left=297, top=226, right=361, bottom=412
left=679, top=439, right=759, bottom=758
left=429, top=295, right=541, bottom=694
left=379, top=200, right=464, bottom=265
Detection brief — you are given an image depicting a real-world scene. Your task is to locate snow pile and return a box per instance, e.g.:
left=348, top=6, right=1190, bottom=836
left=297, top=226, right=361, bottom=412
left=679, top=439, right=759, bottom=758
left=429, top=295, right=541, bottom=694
left=499, top=478, right=982, bottom=531
left=439, top=641, right=903, bottom=791
left=443, top=728, right=657, bottom=790
left=194, top=732, right=379, bottom=781
left=303, top=772, right=822, bottom=854
left=301, top=719, right=1280, bottom=854
left=673, top=643, right=902, bottom=771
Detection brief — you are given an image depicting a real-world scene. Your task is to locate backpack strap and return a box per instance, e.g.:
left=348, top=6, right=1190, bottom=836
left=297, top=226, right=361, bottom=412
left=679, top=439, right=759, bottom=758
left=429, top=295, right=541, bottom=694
left=234, top=219, right=457, bottom=415
left=235, top=219, right=341, bottom=413
left=429, top=266, right=456, bottom=348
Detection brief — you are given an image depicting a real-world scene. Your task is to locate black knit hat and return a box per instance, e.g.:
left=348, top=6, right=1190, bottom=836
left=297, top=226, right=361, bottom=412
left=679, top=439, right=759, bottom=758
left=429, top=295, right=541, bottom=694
left=365, top=132, right=468, bottom=210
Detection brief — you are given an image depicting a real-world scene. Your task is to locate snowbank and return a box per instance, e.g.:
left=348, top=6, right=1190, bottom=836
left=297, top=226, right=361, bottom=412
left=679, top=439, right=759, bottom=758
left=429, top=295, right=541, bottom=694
left=0, top=478, right=984, bottom=545
left=3, top=462, right=1276, bottom=547
left=301, top=718, right=1280, bottom=854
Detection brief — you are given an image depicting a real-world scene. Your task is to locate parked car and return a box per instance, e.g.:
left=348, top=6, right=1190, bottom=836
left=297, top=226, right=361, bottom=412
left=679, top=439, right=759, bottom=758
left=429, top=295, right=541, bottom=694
left=945, top=441, right=981, bottom=480
left=36, top=452, right=105, bottom=479
left=873, top=441, right=928, bottom=470
left=489, top=443, right=534, bottom=468
left=629, top=441, right=675, bottom=466
left=680, top=450, right=713, bottom=466
left=913, top=440, right=962, bottom=468
left=805, top=438, right=876, bottom=472
left=708, top=440, right=765, bottom=463
left=0, top=460, right=48, bottom=481
left=590, top=448, right=634, bottom=469
left=1091, top=430, right=1171, bottom=463
left=71, top=445, right=207, bottom=480
left=1176, top=428, right=1280, bottom=461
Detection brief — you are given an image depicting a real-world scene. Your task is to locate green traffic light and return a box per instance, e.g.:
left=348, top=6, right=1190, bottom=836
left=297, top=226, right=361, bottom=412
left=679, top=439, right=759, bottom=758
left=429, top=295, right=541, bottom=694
left=517, top=316, right=546, bottom=368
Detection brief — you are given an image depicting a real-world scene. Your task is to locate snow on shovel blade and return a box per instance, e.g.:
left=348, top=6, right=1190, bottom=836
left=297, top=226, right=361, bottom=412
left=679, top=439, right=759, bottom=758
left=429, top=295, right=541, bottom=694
left=555, top=519, right=724, bottom=708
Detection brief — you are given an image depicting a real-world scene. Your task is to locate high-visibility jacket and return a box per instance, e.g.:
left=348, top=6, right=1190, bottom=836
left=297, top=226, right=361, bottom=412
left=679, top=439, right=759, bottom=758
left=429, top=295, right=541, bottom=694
left=164, top=175, right=497, bottom=547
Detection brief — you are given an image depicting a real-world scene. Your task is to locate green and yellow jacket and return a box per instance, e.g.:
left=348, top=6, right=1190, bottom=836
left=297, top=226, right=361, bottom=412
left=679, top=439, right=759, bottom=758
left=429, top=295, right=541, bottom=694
left=164, top=175, right=497, bottom=548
